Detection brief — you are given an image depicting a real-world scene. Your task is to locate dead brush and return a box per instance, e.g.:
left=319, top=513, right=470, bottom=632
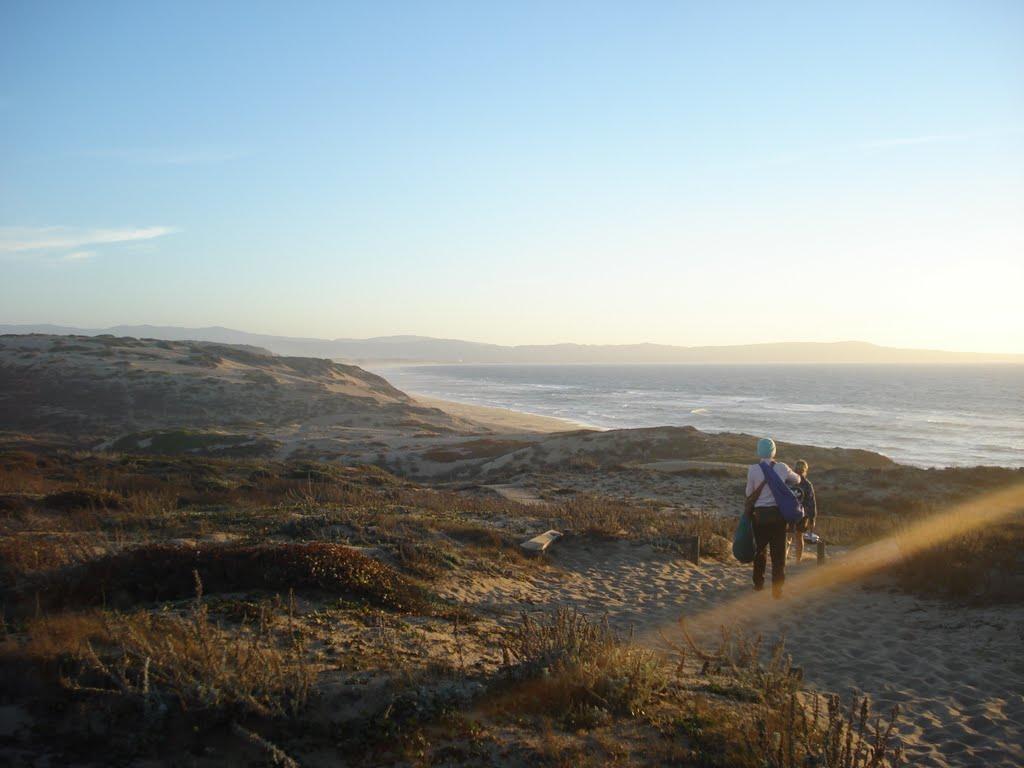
left=0, top=515, right=126, bottom=591
left=437, top=521, right=537, bottom=574
left=0, top=450, right=53, bottom=494
left=888, top=512, right=1024, bottom=604
left=498, top=608, right=665, bottom=721
left=551, top=494, right=658, bottom=537
left=71, top=572, right=313, bottom=719
left=283, top=477, right=328, bottom=515
left=669, top=625, right=903, bottom=768
left=676, top=624, right=800, bottom=702
left=20, top=610, right=112, bottom=660
left=814, top=514, right=896, bottom=545
left=657, top=509, right=734, bottom=558
left=25, top=541, right=439, bottom=616
left=123, top=489, right=180, bottom=522
left=545, top=494, right=733, bottom=558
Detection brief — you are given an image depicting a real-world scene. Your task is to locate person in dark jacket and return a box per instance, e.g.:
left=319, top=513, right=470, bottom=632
left=789, top=459, right=817, bottom=562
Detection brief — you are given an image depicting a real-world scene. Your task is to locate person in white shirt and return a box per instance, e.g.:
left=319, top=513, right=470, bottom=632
left=745, top=437, right=801, bottom=598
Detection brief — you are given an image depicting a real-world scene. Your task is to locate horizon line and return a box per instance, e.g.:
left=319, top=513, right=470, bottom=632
left=1, top=321, right=1023, bottom=358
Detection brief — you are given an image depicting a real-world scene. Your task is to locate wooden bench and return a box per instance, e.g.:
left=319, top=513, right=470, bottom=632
left=520, top=529, right=562, bottom=554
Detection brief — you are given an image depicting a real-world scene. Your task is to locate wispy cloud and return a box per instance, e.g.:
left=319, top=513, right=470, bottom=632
left=0, top=225, right=176, bottom=260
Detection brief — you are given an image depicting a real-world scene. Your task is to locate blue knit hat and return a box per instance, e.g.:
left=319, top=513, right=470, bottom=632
left=756, top=437, right=776, bottom=459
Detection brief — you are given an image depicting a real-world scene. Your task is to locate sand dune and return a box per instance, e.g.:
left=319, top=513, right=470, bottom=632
left=0, top=334, right=478, bottom=436
left=440, top=536, right=1024, bottom=768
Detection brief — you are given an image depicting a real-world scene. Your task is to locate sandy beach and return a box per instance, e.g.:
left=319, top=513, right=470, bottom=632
left=415, top=394, right=592, bottom=434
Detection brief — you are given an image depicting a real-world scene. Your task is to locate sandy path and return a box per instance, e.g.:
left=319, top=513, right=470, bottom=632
left=441, top=538, right=1024, bottom=768
left=755, top=583, right=1024, bottom=767
left=481, top=484, right=550, bottom=507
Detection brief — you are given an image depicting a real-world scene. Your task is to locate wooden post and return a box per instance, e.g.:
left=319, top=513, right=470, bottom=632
left=816, top=539, right=826, bottom=566
left=682, top=535, right=700, bottom=565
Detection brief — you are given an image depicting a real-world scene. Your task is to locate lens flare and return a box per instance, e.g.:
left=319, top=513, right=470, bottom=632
left=650, top=481, right=1024, bottom=644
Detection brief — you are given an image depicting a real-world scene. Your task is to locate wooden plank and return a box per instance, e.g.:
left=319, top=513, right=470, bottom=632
left=520, top=529, right=562, bottom=553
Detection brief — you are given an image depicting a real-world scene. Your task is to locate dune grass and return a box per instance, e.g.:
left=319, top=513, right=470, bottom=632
left=24, top=541, right=439, bottom=616
left=496, top=608, right=666, bottom=725
left=0, top=442, right=1011, bottom=765
left=92, top=591, right=310, bottom=718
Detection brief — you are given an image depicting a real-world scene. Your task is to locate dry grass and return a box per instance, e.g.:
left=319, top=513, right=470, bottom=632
left=0, top=518, right=125, bottom=591
left=889, top=512, right=1024, bottom=604
left=0, top=443, right=1008, bottom=765
left=496, top=608, right=666, bottom=725
left=69, top=575, right=314, bottom=719
left=422, top=438, right=530, bottom=463
left=658, top=510, right=735, bottom=558
left=25, top=541, right=439, bottom=616
left=481, top=611, right=903, bottom=767
left=19, top=610, right=112, bottom=660
left=812, top=514, right=894, bottom=545
left=549, top=494, right=658, bottom=537
left=668, top=627, right=904, bottom=768
left=539, top=494, right=732, bottom=558
left=41, top=488, right=125, bottom=511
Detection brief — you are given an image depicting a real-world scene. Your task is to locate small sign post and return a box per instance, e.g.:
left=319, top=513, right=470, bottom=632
left=682, top=535, right=700, bottom=565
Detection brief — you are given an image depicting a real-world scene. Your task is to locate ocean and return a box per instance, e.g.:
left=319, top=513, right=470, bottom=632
left=377, top=364, right=1024, bottom=468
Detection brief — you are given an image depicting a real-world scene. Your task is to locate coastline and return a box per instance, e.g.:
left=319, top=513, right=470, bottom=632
left=415, top=394, right=594, bottom=434
left=385, top=364, right=1024, bottom=469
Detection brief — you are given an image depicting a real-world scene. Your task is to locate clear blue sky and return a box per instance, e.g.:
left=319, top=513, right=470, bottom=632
left=2, top=1, right=1022, bottom=351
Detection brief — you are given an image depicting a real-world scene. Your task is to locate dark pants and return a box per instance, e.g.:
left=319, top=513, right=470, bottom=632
left=752, top=506, right=787, bottom=589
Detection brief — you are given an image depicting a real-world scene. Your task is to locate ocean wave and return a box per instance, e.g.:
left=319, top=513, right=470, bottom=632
left=388, top=364, right=1024, bottom=467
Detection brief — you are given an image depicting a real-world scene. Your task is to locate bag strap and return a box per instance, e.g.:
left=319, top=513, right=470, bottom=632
left=746, top=477, right=768, bottom=516
left=754, top=460, right=776, bottom=500
left=751, top=479, right=767, bottom=502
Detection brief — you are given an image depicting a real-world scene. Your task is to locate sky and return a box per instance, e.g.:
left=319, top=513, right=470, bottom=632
left=1, top=1, right=1023, bottom=352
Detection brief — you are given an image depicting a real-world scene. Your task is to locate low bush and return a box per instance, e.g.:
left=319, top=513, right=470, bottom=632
left=0, top=523, right=120, bottom=590
left=888, top=514, right=1024, bottom=604
left=551, top=494, right=657, bottom=537
left=42, top=489, right=125, bottom=512
left=28, top=542, right=438, bottom=615
left=0, top=493, right=32, bottom=513
left=672, top=627, right=904, bottom=768
left=660, top=511, right=734, bottom=559
left=498, top=608, right=665, bottom=724
left=73, top=585, right=314, bottom=719
left=452, top=439, right=534, bottom=459
left=545, top=495, right=732, bottom=558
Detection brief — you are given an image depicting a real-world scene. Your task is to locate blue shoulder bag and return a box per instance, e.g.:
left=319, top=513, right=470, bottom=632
left=759, top=460, right=805, bottom=524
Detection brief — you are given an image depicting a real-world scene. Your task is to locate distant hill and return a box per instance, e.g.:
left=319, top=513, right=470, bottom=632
left=0, top=334, right=473, bottom=437
left=1, top=323, right=1021, bottom=364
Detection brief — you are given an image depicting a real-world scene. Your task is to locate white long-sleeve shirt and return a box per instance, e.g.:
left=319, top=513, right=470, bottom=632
left=745, top=461, right=801, bottom=508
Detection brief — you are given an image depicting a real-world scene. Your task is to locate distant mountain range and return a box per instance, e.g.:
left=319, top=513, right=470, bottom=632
left=2, top=323, right=1021, bottom=364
